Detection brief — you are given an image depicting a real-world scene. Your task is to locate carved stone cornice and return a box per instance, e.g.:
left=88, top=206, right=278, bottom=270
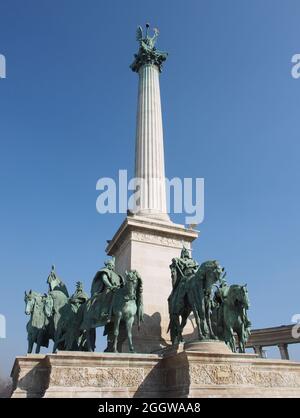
left=106, top=216, right=198, bottom=255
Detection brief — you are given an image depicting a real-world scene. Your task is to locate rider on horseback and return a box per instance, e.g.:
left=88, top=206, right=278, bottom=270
left=169, top=246, right=199, bottom=315
left=168, top=246, right=199, bottom=343
left=70, top=281, right=89, bottom=312
left=89, top=257, right=124, bottom=324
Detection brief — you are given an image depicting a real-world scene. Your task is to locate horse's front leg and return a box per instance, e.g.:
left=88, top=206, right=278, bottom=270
left=86, top=328, right=95, bottom=352
left=90, top=328, right=96, bottom=351
left=179, top=309, right=190, bottom=342
left=172, top=314, right=181, bottom=345
left=126, top=316, right=135, bottom=353
left=206, top=302, right=217, bottom=339
left=27, top=336, right=34, bottom=354
left=191, top=306, right=204, bottom=341
left=226, top=327, right=236, bottom=352
left=197, top=294, right=209, bottom=338
left=237, top=325, right=245, bottom=353
left=113, top=314, right=122, bottom=353
left=36, top=331, right=43, bottom=354
left=52, top=330, right=61, bottom=353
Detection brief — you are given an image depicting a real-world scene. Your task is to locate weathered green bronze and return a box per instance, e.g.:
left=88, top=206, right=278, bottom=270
left=54, top=281, right=89, bottom=351
left=80, top=257, right=125, bottom=352
left=130, top=23, right=168, bottom=73
left=168, top=248, right=222, bottom=343
left=103, top=270, right=143, bottom=353
left=212, top=278, right=251, bottom=352
left=25, top=253, right=249, bottom=354
left=81, top=261, right=143, bottom=353
left=24, top=290, right=53, bottom=353
left=25, top=261, right=144, bottom=354
left=168, top=247, right=251, bottom=352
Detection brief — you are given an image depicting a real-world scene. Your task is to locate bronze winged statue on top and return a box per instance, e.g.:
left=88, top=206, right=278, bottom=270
left=130, top=23, right=168, bottom=73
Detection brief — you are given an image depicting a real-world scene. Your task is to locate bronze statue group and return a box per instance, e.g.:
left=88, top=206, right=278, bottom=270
left=24, top=248, right=251, bottom=355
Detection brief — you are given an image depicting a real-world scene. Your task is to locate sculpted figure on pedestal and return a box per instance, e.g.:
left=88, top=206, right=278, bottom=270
left=130, top=23, right=168, bottom=73
left=59, top=281, right=89, bottom=351
left=168, top=246, right=251, bottom=352
left=24, top=290, right=53, bottom=353
left=103, top=269, right=144, bottom=353
left=80, top=259, right=143, bottom=353
left=168, top=247, right=223, bottom=344
left=80, top=257, right=124, bottom=351
left=212, top=278, right=251, bottom=352
left=25, top=261, right=144, bottom=354
left=45, top=267, right=88, bottom=352
left=168, top=246, right=199, bottom=344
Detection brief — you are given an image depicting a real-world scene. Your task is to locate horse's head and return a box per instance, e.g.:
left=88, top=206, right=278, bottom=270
left=43, top=293, right=54, bottom=318
left=125, top=270, right=141, bottom=292
left=125, top=270, right=143, bottom=327
left=239, top=284, right=250, bottom=310
left=229, top=284, right=250, bottom=310
left=24, top=290, right=40, bottom=315
left=124, top=270, right=143, bottom=300
left=199, top=260, right=224, bottom=290
left=169, top=259, right=178, bottom=286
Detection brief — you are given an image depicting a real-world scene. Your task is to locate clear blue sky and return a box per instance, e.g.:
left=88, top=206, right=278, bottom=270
left=1, top=0, right=300, bottom=377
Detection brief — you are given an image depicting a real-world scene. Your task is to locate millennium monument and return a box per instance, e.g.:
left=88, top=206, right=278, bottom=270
left=106, top=24, right=199, bottom=352
left=11, top=25, right=300, bottom=398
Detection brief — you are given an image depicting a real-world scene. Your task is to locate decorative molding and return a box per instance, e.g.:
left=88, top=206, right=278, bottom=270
left=11, top=352, right=300, bottom=397
left=131, top=231, right=190, bottom=249
left=189, top=363, right=300, bottom=387
left=50, top=367, right=145, bottom=388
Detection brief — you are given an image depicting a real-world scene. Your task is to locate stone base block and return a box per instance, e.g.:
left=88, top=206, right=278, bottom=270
left=10, top=345, right=300, bottom=398
left=163, top=347, right=300, bottom=397
left=183, top=340, right=232, bottom=354
left=105, top=216, right=199, bottom=353
left=10, top=351, right=163, bottom=398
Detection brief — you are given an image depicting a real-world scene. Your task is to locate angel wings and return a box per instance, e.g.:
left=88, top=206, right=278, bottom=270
left=136, top=25, right=159, bottom=47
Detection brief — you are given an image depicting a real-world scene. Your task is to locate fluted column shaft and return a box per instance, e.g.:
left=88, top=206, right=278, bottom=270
left=134, top=64, right=169, bottom=221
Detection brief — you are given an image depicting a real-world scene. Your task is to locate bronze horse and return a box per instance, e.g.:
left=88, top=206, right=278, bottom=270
left=168, top=260, right=224, bottom=344
left=81, top=270, right=143, bottom=353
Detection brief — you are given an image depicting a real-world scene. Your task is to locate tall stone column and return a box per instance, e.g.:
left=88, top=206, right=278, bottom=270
left=106, top=25, right=198, bottom=353
left=134, top=63, right=169, bottom=221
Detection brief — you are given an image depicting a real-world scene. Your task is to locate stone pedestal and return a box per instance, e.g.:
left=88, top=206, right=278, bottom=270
left=162, top=347, right=300, bottom=398
left=106, top=215, right=198, bottom=352
left=11, top=351, right=164, bottom=398
left=11, top=345, right=300, bottom=398
left=184, top=340, right=232, bottom=354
